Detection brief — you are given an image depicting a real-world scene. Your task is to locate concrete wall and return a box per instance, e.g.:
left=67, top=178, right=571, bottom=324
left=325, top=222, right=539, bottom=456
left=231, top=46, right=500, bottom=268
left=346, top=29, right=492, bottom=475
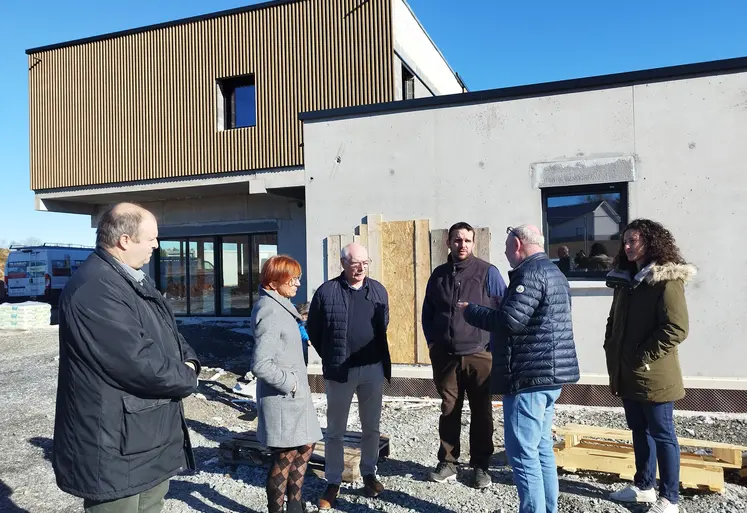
left=137, top=193, right=308, bottom=301
left=303, top=71, right=747, bottom=388
left=393, top=0, right=463, bottom=96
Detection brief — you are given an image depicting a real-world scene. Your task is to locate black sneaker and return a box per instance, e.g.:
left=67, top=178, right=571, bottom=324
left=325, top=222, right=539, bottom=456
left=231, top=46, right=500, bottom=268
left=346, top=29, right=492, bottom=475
left=429, top=461, right=457, bottom=483
left=473, top=467, right=491, bottom=489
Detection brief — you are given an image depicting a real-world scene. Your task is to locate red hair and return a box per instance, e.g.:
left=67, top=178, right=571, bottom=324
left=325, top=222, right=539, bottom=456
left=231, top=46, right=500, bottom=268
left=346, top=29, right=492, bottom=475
left=261, top=255, right=302, bottom=288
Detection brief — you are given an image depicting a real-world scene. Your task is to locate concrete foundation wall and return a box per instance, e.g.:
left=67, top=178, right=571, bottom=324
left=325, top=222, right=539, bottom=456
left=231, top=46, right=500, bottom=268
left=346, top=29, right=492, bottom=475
left=303, top=72, right=747, bottom=386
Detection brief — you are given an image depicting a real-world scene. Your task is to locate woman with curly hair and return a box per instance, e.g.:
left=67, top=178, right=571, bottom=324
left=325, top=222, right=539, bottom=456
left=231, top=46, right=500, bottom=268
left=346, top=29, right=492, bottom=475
left=604, top=219, right=696, bottom=513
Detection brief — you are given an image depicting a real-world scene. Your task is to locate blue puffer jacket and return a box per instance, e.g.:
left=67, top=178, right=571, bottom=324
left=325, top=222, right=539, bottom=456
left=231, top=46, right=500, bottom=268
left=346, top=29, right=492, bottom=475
left=306, top=274, right=391, bottom=383
left=463, top=253, right=579, bottom=395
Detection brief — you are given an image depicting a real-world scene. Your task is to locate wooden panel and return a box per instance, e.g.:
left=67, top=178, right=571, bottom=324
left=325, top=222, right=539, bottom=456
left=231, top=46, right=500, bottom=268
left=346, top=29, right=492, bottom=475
left=414, top=219, right=431, bottom=364
left=381, top=221, right=416, bottom=364
left=430, top=229, right=449, bottom=271
left=356, top=223, right=369, bottom=251
left=326, top=235, right=341, bottom=280
left=27, top=0, right=395, bottom=190
left=474, top=227, right=491, bottom=261
left=366, top=214, right=384, bottom=282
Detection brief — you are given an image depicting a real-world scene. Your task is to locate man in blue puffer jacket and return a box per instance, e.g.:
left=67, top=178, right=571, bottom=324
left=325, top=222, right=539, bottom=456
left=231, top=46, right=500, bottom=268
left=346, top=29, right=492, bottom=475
left=459, top=224, right=579, bottom=513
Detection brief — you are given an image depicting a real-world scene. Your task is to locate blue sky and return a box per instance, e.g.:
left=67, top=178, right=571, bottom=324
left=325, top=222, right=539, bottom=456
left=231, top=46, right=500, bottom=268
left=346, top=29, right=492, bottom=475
left=1, top=0, right=746, bottom=247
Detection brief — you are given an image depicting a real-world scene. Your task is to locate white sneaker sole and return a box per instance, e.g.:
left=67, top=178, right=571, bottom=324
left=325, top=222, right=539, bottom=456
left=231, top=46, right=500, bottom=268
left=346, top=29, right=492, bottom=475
left=430, top=473, right=457, bottom=483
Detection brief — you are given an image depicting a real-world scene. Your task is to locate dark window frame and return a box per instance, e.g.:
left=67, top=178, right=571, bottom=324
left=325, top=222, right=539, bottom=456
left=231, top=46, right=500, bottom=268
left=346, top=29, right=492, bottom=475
left=402, top=65, right=415, bottom=100
left=541, top=182, right=629, bottom=280
left=154, top=231, right=277, bottom=316
left=218, top=74, right=257, bottom=130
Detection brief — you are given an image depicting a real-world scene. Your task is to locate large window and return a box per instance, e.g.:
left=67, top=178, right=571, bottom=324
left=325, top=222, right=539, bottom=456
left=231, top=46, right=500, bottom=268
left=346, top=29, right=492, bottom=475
left=156, top=233, right=277, bottom=316
left=542, top=183, right=628, bottom=279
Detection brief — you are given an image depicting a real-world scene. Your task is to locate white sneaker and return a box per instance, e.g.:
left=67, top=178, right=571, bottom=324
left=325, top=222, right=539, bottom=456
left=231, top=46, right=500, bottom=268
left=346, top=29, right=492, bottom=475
left=609, top=484, right=657, bottom=503
left=648, top=497, right=679, bottom=513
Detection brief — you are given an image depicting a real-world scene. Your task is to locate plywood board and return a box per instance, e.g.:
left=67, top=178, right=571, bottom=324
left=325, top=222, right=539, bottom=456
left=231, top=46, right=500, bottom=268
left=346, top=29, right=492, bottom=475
left=381, top=220, right=416, bottom=364
left=356, top=223, right=369, bottom=251
left=414, top=219, right=431, bottom=364
left=366, top=215, right=384, bottom=282
left=474, top=227, right=491, bottom=261
left=327, top=235, right=342, bottom=280
left=430, top=229, right=449, bottom=271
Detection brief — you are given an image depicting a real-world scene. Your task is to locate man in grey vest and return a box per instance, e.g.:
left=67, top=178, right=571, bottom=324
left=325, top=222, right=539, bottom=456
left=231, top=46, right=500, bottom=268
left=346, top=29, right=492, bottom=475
left=421, top=222, right=506, bottom=488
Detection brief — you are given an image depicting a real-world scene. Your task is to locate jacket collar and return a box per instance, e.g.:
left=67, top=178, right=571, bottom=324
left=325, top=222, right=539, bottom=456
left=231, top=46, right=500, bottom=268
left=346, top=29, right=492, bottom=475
left=606, top=262, right=697, bottom=288
left=94, top=248, right=161, bottom=301
left=259, top=287, right=302, bottom=320
left=448, top=253, right=477, bottom=271
left=512, top=252, right=547, bottom=270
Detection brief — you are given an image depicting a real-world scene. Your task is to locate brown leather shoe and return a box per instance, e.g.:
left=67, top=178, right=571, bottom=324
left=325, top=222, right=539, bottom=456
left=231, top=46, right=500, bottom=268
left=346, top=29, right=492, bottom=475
left=318, top=484, right=340, bottom=510
left=363, top=474, right=385, bottom=497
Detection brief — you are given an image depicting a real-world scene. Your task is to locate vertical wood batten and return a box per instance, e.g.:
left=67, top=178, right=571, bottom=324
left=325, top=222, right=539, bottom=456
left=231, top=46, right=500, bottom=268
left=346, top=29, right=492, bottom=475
left=27, top=0, right=396, bottom=190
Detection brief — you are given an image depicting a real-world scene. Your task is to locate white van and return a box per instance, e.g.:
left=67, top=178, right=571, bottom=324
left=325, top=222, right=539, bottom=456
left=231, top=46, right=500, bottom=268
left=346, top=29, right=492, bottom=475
left=3, top=244, right=95, bottom=306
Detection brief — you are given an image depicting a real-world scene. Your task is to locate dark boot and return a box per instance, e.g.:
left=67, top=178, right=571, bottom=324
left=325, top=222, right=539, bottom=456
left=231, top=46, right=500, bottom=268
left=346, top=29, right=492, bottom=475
left=286, top=499, right=307, bottom=513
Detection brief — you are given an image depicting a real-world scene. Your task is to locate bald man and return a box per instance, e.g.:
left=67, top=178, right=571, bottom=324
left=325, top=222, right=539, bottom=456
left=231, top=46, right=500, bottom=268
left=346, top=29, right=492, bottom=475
left=307, top=243, right=391, bottom=509
left=53, top=202, right=201, bottom=513
left=458, top=225, right=579, bottom=513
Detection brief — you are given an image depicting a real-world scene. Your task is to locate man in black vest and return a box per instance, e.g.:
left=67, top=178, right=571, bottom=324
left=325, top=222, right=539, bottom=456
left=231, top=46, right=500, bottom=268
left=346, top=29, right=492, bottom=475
left=422, top=222, right=506, bottom=488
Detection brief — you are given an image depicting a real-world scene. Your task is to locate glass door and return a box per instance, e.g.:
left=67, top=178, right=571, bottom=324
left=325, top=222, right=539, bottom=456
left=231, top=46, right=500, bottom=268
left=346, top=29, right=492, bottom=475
left=252, top=234, right=278, bottom=304
left=188, top=238, right=216, bottom=315
left=159, top=240, right=187, bottom=315
left=220, top=236, right=252, bottom=316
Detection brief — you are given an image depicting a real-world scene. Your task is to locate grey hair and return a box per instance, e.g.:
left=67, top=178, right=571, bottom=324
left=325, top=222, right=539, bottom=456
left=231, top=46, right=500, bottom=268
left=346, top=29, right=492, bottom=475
left=96, top=205, right=145, bottom=248
left=512, top=225, right=545, bottom=247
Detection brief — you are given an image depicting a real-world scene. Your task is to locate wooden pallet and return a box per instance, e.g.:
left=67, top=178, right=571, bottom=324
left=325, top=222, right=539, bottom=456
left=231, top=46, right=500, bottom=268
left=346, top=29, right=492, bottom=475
left=553, top=424, right=747, bottom=493
left=219, top=430, right=390, bottom=483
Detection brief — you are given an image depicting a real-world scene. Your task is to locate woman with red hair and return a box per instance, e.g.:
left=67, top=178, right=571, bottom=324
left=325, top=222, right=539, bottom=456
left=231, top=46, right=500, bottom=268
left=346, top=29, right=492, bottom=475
left=251, top=255, right=322, bottom=513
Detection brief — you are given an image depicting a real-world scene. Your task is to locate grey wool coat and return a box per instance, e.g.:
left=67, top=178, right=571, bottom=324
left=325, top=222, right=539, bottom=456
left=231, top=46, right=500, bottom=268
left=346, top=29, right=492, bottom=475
left=251, top=288, right=322, bottom=449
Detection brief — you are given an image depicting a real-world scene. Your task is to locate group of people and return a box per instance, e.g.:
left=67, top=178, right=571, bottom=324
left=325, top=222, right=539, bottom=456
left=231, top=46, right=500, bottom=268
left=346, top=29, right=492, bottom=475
left=51, top=202, right=694, bottom=513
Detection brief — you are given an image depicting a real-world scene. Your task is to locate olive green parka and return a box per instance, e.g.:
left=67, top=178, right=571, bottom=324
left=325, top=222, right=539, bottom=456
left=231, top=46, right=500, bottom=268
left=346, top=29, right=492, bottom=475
left=604, top=262, right=696, bottom=403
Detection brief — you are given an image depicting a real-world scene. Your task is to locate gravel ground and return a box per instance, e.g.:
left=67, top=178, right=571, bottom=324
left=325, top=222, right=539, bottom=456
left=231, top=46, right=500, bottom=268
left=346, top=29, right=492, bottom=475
left=1, top=325, right=746, bottom=513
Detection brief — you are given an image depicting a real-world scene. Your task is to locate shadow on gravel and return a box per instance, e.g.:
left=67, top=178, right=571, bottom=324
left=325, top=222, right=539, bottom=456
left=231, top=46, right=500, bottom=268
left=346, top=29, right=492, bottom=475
left=28, top=437, right=53, bottom=462
left=0, top=480, right=31, bottom=513
left=168, top=480, right=260, bottom=513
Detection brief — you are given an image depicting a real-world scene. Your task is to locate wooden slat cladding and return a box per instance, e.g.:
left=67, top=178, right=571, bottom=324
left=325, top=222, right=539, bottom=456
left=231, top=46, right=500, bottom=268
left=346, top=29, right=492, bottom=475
left=28, top=0, right=394, bottom=190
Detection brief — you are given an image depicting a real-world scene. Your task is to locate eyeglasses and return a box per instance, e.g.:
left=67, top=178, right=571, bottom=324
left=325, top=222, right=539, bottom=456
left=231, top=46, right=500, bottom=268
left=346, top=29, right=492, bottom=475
left=346, top=259, right=372, bottom=268
left=506, top=226, right=520, bottom=238
left=288, top=276, right=302, bottom=286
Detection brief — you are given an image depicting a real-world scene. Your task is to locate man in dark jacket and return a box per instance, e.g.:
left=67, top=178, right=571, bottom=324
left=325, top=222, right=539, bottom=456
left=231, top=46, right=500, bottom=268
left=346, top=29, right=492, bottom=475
left=421, top=222, right=506, bottom=488
left=460, top=224, right=579, bottom=513
left=307, top=243, right=391, bottom=510
left=53, top=203, right=201, bottom=513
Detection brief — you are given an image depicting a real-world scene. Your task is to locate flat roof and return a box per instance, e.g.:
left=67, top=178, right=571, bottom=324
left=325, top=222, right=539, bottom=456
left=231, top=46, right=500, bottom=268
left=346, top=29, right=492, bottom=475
left=299, top=55, right=747, bottom=122
left=26, top=0, right=299, bottom=55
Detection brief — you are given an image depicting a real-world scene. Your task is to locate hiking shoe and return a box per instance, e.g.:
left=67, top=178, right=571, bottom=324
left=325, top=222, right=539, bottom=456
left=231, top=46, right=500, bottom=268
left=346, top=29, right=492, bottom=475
left=429, top=461, right=457, bottom=483
left=318, top=484, right=340, bottom=510
left=648, top=498, right=679, bottom=513
left=363, top=474, right=385, bottom=497
left=609, top=484, right=657, bottom=503
left=473, top=467, right=491, bottom=489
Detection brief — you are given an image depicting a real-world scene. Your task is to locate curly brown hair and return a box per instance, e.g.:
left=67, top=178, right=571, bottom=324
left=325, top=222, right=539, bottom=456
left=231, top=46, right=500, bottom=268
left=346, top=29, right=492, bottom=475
left=613, top=218, right=687, bottom=271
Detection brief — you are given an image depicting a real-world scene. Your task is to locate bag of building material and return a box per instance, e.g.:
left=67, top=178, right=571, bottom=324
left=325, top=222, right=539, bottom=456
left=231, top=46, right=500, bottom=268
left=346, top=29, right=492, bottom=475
left=0, top=301, right=52, bottom=330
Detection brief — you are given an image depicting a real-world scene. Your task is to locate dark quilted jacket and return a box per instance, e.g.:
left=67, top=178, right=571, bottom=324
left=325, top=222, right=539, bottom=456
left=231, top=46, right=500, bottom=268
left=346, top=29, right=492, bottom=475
left=306, top=274, right=391, bottom=383
left=463, top=253, right=579, bottom=395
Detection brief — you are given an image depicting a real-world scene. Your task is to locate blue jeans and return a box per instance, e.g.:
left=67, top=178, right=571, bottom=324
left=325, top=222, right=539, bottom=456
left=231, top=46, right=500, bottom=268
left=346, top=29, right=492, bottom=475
left=503, top=387, right=562, bottom=513
left=622, top=399, right=680, bottom=504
